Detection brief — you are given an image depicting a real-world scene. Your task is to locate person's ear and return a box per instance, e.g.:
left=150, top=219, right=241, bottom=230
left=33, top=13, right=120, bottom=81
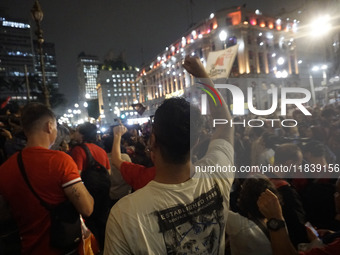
left=150, top=133, right=156, bottom=150
left=46, top=120, right=53, bottom=134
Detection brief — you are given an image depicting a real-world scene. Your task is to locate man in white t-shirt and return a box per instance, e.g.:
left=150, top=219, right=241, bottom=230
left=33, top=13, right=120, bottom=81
left=104, top=56, right=234, bottom=255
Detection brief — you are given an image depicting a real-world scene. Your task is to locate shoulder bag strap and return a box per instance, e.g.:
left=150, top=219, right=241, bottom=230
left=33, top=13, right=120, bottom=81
left=79, top=143, right=95, bottom=167
left=17, top=151, right=52, bottom=210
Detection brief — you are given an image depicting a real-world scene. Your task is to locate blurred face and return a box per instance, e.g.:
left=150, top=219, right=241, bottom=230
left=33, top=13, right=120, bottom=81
left=73, top=128, right=83, bottom=143
left=335, top=179, right=340, bottom=214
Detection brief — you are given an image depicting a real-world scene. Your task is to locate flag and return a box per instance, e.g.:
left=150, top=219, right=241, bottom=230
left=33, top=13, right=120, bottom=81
left=0, top=96, right=11, bottom=109
left=206, top=44, right=239, bottom=79
left=132, top=103, right=146, bottom=116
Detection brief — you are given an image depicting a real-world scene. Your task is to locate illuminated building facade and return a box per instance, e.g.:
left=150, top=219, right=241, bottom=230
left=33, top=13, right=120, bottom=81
left=0, top=16, right=34, bottom=100
left=137, top=6, right=300, bottom=115
left=97, top=68, right=139, bottom=125
left=77, top=52, right=101, bottom=102
left=33, top=40, right=59, bottom=89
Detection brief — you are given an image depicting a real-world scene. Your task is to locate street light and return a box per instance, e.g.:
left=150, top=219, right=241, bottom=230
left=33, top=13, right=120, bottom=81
left=31, top=0, right=50, bottom=108
left=310, top=15, right=332, bottom=37
left=219, top=30, right=227, bottom=49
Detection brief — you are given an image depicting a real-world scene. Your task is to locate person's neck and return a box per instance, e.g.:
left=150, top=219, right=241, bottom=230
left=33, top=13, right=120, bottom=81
left=25, top=134, right=51, bottom=149
left=154, top=160, right=192, bottom=184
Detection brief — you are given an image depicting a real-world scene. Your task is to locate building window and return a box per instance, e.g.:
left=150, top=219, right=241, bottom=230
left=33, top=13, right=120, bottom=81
left=226, top=17, right=232, bottom=26
left=249, top=50, right=253, bottom=60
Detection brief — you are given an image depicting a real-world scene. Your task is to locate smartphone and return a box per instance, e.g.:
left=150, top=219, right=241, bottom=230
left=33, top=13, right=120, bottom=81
left=305, top=222, right=319, bottom=237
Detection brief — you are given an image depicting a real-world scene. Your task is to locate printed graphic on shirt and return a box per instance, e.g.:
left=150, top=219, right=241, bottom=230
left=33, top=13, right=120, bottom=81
left=155, top=185, right=224, bottom=255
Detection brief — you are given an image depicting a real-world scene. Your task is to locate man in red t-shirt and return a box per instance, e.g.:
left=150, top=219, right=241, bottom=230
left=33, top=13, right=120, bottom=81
left=0, top=103, right=94, bottom=255
left=70, top=123, right=110, bottom=173
left=111, top=126, right=155, bottom=191
left=70, top=122, right=110, bottom=249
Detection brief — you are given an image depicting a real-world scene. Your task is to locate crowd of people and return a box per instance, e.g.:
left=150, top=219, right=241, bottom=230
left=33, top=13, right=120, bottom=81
left=0, top=56, right=339, bottom=255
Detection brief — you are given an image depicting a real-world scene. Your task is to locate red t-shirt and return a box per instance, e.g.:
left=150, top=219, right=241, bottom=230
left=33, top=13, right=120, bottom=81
left=0, top=147, right=81, bottom=255
left=70, top=143, right=110, bottom=171
left=300, top=238, right=340, bottom=255
left=120, top=162, right=155, bottom=190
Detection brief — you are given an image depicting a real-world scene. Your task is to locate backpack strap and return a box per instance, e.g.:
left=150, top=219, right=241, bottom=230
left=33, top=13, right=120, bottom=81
left=78, top=143, right=95, bottom=168
left=17, top=151, right=52, bottom=210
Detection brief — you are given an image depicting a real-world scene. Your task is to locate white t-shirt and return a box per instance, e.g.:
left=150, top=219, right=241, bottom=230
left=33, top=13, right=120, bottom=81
left=104, top=139, right=234, bottom=255
left=226, top=211, right=272, bottom=255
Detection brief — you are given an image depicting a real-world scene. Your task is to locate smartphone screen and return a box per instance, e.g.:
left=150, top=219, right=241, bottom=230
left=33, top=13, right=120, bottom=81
left=305, top=222, right=319, bottom=237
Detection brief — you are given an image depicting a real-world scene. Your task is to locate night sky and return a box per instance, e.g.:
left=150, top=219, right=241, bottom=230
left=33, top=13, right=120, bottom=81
left=0, top=0, right=300, bottom=105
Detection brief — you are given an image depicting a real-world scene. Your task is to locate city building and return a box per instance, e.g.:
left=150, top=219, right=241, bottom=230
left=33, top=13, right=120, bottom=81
left=136, top=6, right=301, bottom=116
left=97, top=68, right=139, bottom=125
left=77, top=52, right=101, bottom=102
left=33, top=40, right=59, bottom=89
left=0, top=16, right=34, bottom=101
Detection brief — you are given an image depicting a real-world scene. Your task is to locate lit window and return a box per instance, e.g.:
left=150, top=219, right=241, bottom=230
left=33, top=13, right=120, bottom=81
left=106, top=79, right=110, bottom=83
left=114, top=94, right=117, bottom=96
left=124, top=93, right=127, bottom=96
left=113, top=79, right=116, bottom=82
left=114, top=84, right=117, bottom=87
left=108, top=94, right=111, bottom=97
left=119, top=93, right=122, bottom=96
left=122, top=74, right=125, bottom=77
left=117, top=75, right=120, bottom=78
left=115, top=102, right=118, bottom=105
left=114, top=89, right=117, bottom=92
left=112, top=75, right=116, bottom=78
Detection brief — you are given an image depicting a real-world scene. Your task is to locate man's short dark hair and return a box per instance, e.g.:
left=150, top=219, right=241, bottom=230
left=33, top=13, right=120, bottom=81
left=238, top=175, right=279, bottom=219
left=274, top=143, right=301, bottom=165
left=153, top=97, right=202, bottom=165
left=21, top=103, right=55, bottom=134
left=78, top=122, right=97, bottom=143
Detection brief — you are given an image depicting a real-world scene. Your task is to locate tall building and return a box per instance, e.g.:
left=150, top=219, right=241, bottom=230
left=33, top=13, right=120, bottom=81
left=0, top=16, right=34, bottom=100
left=77, top=52, right=101, bottom=102
left=33, top=40, right=59, bottom=89
left=97, top=68, right=139, bottom=125
left=137, top=6, right=300, bottom=115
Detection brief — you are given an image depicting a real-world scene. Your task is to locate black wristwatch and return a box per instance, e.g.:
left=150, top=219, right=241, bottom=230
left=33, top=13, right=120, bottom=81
left=267, top=218, right=286, bottom=231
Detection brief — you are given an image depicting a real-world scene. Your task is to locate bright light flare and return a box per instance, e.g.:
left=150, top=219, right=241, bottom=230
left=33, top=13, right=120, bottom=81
left=310, top=15, right=331, bottom=36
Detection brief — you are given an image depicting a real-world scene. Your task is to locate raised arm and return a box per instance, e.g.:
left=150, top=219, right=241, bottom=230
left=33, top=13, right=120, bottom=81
left=111, top=125, right=128, bottom=170
left=257, top=189, right=298, bottom=255
left=182, top=56, right=233, bottom=145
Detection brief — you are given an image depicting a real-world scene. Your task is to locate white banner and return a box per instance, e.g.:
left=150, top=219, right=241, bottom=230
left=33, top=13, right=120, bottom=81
left=206, top=44, right=239, bottom=79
